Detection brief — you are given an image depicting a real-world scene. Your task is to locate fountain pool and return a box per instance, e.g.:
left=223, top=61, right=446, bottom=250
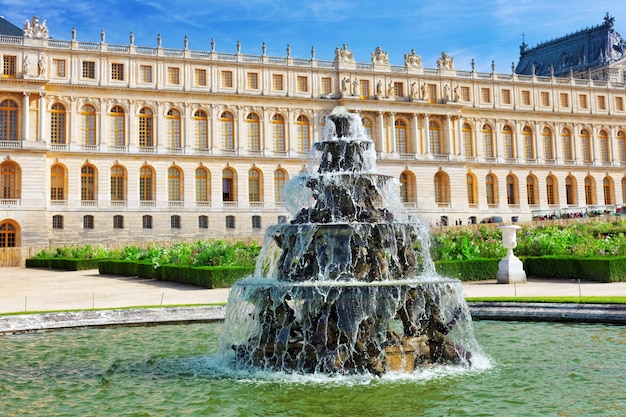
left=1, top=321, right=624, bottom=416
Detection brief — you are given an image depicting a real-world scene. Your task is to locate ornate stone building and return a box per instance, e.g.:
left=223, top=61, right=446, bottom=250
left=1, top=15, right=625, bottom=262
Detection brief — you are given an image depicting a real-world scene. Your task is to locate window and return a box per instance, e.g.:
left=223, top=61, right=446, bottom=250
left=222, top=168, right=236, bottom=201
left=362, top=118, right=373, bottom=140
left=560, top=93, right=569, bottom=108
left=51, top=164, right=66, bottom=201
left=395, top=119, right=408, bottom=154
left=167, top=67, right=180, bottom=84
left=604, top=177, right=614, bottom=205
left=198, top=215, right=208, bottom=229
left=252, top=215, right=262, bottom=229
left=527, top=176, right=538, bottom=205
left=142, top=215, right=153, bottom=229
left=0, top=99, right=18, bottom=141
left=429, top=120, right=443, bottom=155
left=584, top=176, right=595, bottom=205
left=272, top=114, right=286, bottom=152
left=195, top=69, right=206, bottom=86
left=1, top=161, right=19, bottom=199
left=579, top=94, right=588, bottom=109
left=82, top=61, right=95, bottom=79
left=3, top=55, right=16, bottom=77
left=503, top=125, right=514, bottom=159
left=111, top=63, right=124, bottom=81
left=399, top=171, right=416, bottom=203
left=52, top=59, right=66, bottom=77
left=247, top=72, right=259, bottom=89
left=0, top=220, right=17, bottom=247
left=247, top=113, right=261, bottom=151
left=221, top=70, right=233, bottom=87
left=616, top=96, right=624, bottom=111
left=296, top=115, right=310, bottom=153
left=521, top=90, right=531, bottom=105
left=506, top=175, right=518, bottom=205
left=434, top=171, right=450, bottom=204
left=195, top=167, right=210, bottom=203
left=482, top=125, right=494, bottom=158
left=139, top=108, right=154, bottom=148
left=248, top=168, right=262, bottom=202
left=428, top=84, right=437, bottom=103
left=486, top=174, right=498, bottom=205
left=139, top=65, right=152, bottom=83
left=274, top=169, right=287, bottom=203
left=462, top=123, right=474, bottom=157
left=501, top=89, right=511, bottom=104
left=460, top=86, right=470, bottom=102
left=394, top=82, right=404, bottom=97
left=81, top=104, right=96, bottom=146
left=540, top=91, right=550, bottom=106
left=167, top=109, right=181, bottom=149
left=194, top=110, right=208, bottom=149
left=221, top=111, right=235, bottom=150
left=225, top=215, right=236, bottom=229
left=546, top=175, right=558, bottom=205
left=83, top=215, right=94, bottom=229
left=110, top=105, right=125, bottom=147
left=321, top=77, right=332, bottom=94
left=542, top=127, right=554, bottom=160
left=562, top=128, right=573, bottom=161
left=618, top=131, right=626, bottom=163
left=171, top=215, right=181, bottom=229
left=597, top=95, right=606, bottom=110
left=168, top=166, right=182, bottom=202
left=481, top=88, right=491, bottom=103
left=50, top=103, right=66, bottom=144
left=360, top=80, right=370, bottom=99
left=599, top=130, right=610, bottom=162
left=466, top=173, right=477, bottom=205
left=272, top=74, right=283, bottom=90
left=80, top=164, right=96, bottom=202
left=297, top=76, right=308, bottom=92
left=113, top=215, right=124, bottom=229
left=565, top=176, right=577, bottom=205
left=52, top=215, right=64, bottom=230
left=581, top=129, right=592, bottom=163
left=110, top=165, right=126, bottom=201
left=139, top=166, right=154, bottom=201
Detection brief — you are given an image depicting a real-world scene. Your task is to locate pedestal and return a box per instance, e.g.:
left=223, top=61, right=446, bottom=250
left=496, top=251, right=527, bottom=283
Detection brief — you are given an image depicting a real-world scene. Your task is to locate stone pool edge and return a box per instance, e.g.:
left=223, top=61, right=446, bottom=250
left=2, top=303, right=626, bottom=335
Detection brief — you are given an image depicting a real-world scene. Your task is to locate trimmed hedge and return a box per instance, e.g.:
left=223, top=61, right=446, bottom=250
left=524, top=256, right=626, bottom=282
left=25, top=257, right=103, bottom=271
left=435, top=258, right=500, bottom=281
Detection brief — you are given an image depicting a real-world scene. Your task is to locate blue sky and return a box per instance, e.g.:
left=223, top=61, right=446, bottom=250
left=2, top=0, right=626, bottom=72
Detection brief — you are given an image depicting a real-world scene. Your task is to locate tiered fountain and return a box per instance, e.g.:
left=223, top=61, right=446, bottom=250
left=219, top=107, right=484, bottom=375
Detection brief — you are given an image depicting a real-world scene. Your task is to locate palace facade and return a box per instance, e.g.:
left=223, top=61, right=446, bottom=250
left=1, top=16, right=626, bottom=262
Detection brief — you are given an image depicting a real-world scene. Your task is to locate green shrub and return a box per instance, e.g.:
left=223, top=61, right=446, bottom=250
left=435, top=258, right=499, bottom=281
left=524, top=256, right=626, bottom=282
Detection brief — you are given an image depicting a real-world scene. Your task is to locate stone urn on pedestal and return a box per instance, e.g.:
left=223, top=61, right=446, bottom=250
left=496, top=225, right=526, bottom=284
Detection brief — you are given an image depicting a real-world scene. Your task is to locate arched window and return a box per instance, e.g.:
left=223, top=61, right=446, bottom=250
left=50, top=164, right=66, bottom=201
left=429, top=120, right=443, bottom=155
left=399, top=171, right=416, bottom=203
left=565, top=175, right=577, bottom=205
left=0, top=99, right=18, bottom=142
left=466, top=173, right=477, bottom=205
left=194, top=110, right=208, bottom=149
left=168, top=166, right=182, bottom=201
left=395, top=119, right=408, bottom=154
left=81, top=104, right=96, bottom=145
left=110, top=105, right=125, bottom=147
left=486, top=174, right=498, bottom=205
left=506, top=174, right=518, bottom=205
left=434, top=171, right=450, bottom=204
left=0, top=219, right=18, bottom=247
left=139, top=107, right=154, bottom=148
left=110, top=165, right=126, bottom=201
left=542, top=127, right=554, bottom=160
left=221, top=111, right=235, bottom=150
left=503, top=125, right=514, bottom=159
left=482, top=124, right=494, bottom=158
left=523, top=126, right=535, bottom=160
left=546, top=175, right=558, bottom=205
left=222, top=168, right=236, bottom=201
left=80, top=164, right=97, bottom=202
left=50, top=102, right=66, bottom=144
left=139, top=165, right=155, bottom=201
left=272, top=114, right=286, bottom=153
left=462, top=123, right=474, bottom=158
left=1, top=161, right=20, bottom=200
left=247, top=113, right=261, bottom=151
left=562, top=128, right=573, bottom=161
left=584, top=176, right=595, bottom=205
left=618, top=131, right=626, bottom=163
left=167, top=108, right=181, bottom=149
left=526, top=175, right=538, bottom=205
left=581, top=129, right=592, bottom=163
left=248, top=168, right=262, bottom=202
left=599, top=130, right=610, bottom=162
left=274, top=169, right=287, bottom=203
left=195, top=167, right=210, bottom=203
left=362, top=117, right=373, bottom=141
left=296, top=115, right=310, bottom=153
left=603, top=176, right=614, bottom=205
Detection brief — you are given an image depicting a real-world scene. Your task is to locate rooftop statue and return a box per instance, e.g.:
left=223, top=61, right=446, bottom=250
left=335, top=43, right=355, bottom=63
left=371, top=46, right=389, bottom=65
left=437, top=51, right=454, bottom=70
left=23, top=16, right=49, bottom=39
left=404, top=49, right=423, bottom=68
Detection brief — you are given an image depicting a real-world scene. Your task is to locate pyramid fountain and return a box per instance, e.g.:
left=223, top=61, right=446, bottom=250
left=219, top=107, right=484, bottom=376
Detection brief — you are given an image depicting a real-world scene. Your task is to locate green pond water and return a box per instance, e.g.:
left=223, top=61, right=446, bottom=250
left=1, top=320, right=625, bottom=417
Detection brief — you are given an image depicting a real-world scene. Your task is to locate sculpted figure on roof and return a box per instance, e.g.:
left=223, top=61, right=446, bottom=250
left=371, top=46, right=389, bottom=65
left=335, top=44, right=355, bottom=63
left=404, top=49, right=423, bottom=68
left=437, top=51, right=454, bottom=70
left=23, top=16, right=49, bottom=39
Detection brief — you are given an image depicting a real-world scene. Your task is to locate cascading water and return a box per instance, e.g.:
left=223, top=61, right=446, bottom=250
left=219, top=106, right=486, bottom=376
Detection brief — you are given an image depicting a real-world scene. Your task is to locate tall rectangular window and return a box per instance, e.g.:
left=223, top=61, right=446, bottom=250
left=195, top=69, right=206, bottom=86
left=221, top=70, right=233, bottom=87
left=579, top=94, right=588, bottom=109
left=167, top=67, right=180, bottom=84
left=521, top=90, right=531, bottom=105
left=52, top=59, right=66, bottom=77
left=321, top=77, right=332, bottom=94
left=297, top=76, right=308, bottom=92
left=428, top=84, right=437, bottom=103
left=247, top=72, right=259, bottom=89
left=140, top=65, right=152, bottom=83
left=111, top=63, right=124, bottom=81
left=540, top=91, right=550, bottom=106
left=82, top=61, right=95, bottom=79
left=501, top=89, right=511, bottom=104
left=394, top=82, right=404, bottom=97
left=481, top=88, right=491, bottom=103
left=460, top=86, right=470, bottom=101
left=360, top=80, right=370, bottom=99
left=272, top=74, right=283, bottom=90
left=560, top=93, right=569, bottom=108
left=597, top=95, right=606, bottom=110
left=616, top=96, right=624, bottom=111
left=3, top=55, right=16, bottom=77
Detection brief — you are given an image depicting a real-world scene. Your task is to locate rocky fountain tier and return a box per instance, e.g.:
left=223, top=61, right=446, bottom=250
left=219, top=107, right=483, bottom=376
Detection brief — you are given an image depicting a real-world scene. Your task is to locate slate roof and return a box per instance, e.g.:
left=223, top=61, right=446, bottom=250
left=0, top=16, right=23, bottom=37
left=515, top=14, right=626, bottom=77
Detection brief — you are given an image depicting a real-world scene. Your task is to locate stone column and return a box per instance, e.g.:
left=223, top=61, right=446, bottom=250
left=22, top=92, right=30, bottom=141
left=38, top=93, right=46, bottom=142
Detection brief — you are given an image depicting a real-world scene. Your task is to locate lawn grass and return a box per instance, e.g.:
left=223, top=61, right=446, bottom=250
left=0, top=303, right=226, bottom=317
left=466, top=296, right=626, bottom=304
